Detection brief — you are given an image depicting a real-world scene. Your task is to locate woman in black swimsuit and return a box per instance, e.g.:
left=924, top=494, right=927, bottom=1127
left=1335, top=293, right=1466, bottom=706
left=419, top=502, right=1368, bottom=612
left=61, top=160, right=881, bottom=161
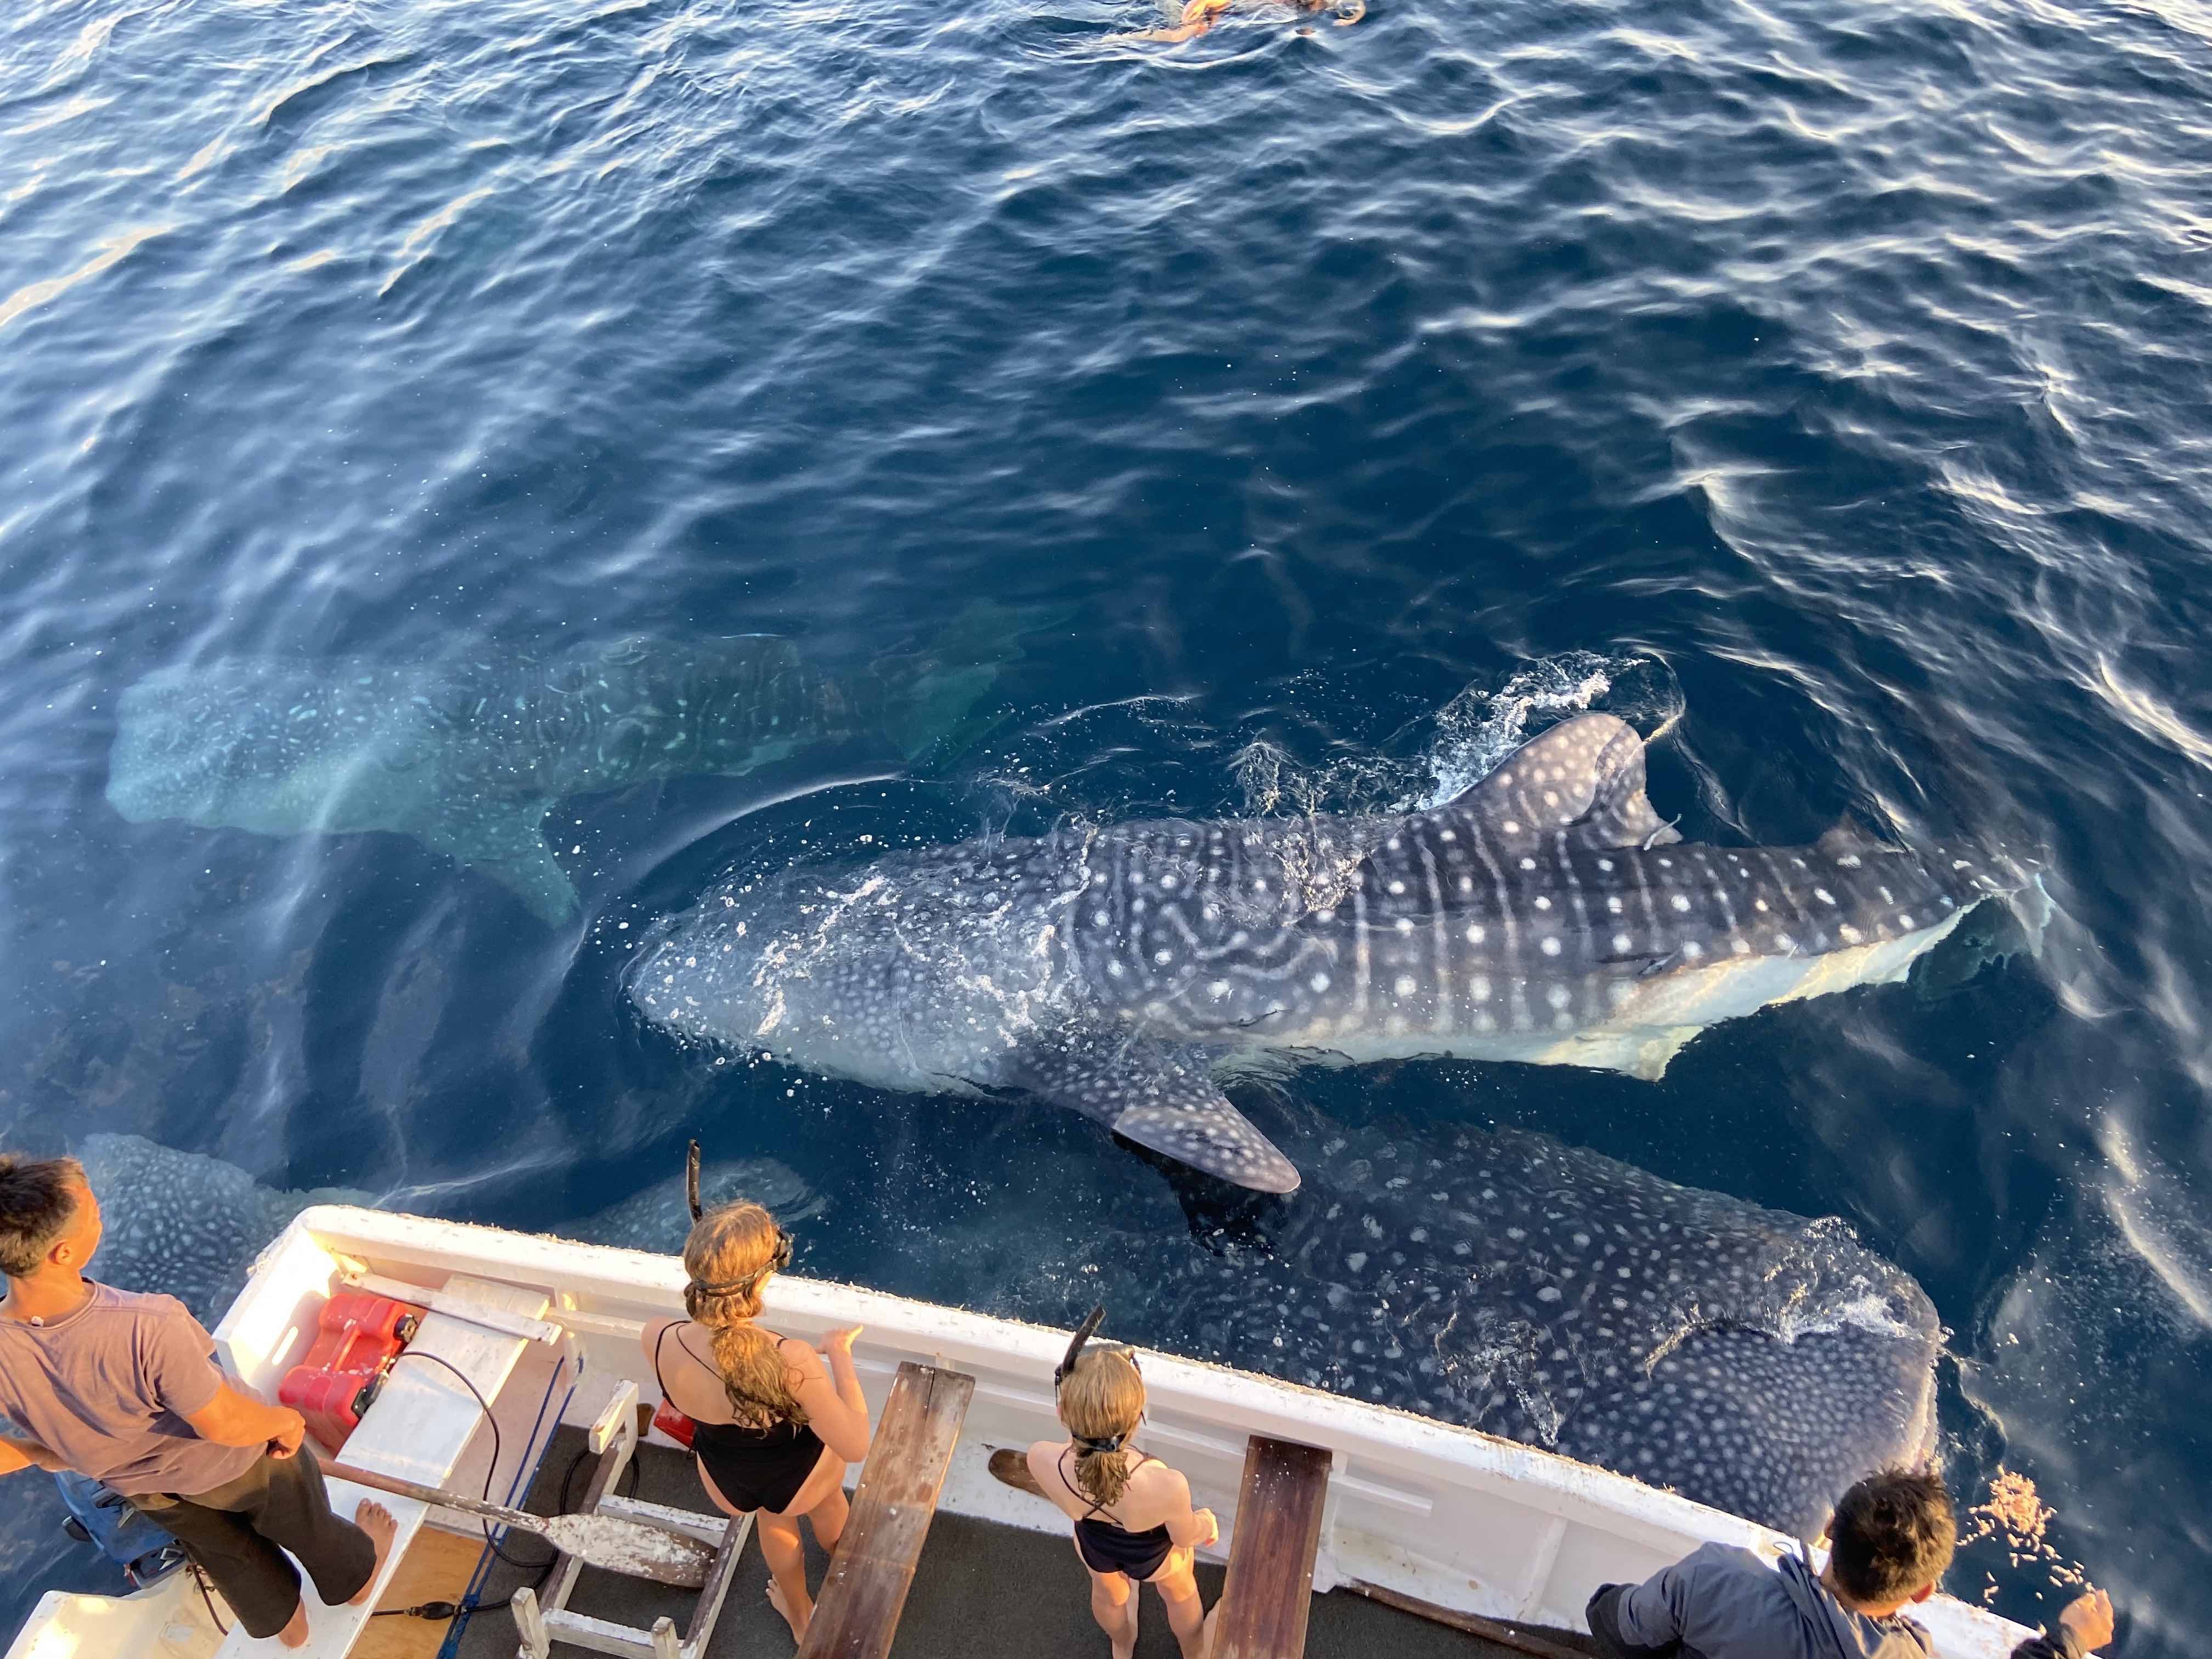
left=640, top=1201, right=870, bottom=1646
left=1026, top=1338, right=1218, bottom=1659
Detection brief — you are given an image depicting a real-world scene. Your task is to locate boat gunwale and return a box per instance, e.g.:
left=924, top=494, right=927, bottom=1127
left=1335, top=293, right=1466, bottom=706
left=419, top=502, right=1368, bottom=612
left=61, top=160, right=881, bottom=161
left=207, top=1203, right=2032, bottom=1659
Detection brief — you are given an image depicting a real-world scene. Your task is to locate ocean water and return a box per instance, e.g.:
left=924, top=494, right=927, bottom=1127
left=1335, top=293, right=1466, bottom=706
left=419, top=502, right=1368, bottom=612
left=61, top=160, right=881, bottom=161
left=3, top=0, right=2210, bottom=1647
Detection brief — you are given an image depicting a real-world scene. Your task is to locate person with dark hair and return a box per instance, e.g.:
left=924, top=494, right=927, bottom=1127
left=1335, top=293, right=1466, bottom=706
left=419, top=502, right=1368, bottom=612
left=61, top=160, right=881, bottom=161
left=639, top=1200, right=871, bottom=1646
left=0, top=1153, right=396, bottom=1649
left=1584, top=1465, right=2116, bottom=1659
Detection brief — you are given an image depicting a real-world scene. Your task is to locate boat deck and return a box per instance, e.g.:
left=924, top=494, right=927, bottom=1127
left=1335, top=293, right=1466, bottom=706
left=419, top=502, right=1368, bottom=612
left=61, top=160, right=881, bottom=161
left=432, top=1429, right=1594, bottom=1659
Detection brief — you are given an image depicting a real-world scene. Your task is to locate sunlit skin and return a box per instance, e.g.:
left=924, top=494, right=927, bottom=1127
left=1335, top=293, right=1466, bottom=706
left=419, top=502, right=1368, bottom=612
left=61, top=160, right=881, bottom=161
left=1128, top=0, right=1363, bottom=44
left=0, top=1180, right=397, bottom=1649
left=1025, top=1414, right=1220, bottom=1659
left=1818, top=1543, right=2114, bottom=1655
left=640, top=1313, right=870, bottom=1646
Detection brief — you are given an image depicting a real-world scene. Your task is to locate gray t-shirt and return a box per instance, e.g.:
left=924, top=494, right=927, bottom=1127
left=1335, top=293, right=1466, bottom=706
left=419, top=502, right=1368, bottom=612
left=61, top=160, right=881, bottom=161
left=0, top=1281, right=262, bottom=1497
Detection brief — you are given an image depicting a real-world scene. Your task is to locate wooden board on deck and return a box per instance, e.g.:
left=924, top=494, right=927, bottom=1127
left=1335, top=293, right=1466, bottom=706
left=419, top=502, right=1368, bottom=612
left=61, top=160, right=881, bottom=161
left=1214, top=1437, right=1334, bottom=1659
left=797, top=1362, right=974, bottom=1659
left=352, top=1527, right=485, bottom=1659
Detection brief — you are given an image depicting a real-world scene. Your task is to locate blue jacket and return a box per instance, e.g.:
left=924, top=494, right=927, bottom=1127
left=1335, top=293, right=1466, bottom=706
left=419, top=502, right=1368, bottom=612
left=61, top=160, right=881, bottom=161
left=1587, top=1543, right=2084, bottom=1659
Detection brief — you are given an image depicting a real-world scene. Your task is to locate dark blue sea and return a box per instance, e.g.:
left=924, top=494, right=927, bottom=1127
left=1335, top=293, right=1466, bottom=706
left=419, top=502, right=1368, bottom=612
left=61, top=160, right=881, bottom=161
left=4, top=0, right=2209, bottom=1648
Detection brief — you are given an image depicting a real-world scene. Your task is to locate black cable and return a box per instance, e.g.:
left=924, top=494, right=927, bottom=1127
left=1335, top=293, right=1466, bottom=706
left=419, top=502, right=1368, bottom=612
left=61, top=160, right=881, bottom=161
left=372, top=1599, right=460, bottom=1619
left=385, top=1350, right=561, bottom=1580
left=190, top=1562, right=229, bottom=1636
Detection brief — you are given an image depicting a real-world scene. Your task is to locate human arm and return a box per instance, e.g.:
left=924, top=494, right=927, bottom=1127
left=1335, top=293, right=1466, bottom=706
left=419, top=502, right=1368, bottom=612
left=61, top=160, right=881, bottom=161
left=792, top=1327, right=871, bottom=1464
left=2010, top=1590, right=2114, bottom=1659
left=1582, top=1543, right=1746, bottom=1659
left=1158, top=1469, right=1219, bottom=1549
left=144, top=1302, right=300, bottom=1457
left=0, top=1430, right=65, bottom=1476
left=183, top=1382, right=306, bottom=1457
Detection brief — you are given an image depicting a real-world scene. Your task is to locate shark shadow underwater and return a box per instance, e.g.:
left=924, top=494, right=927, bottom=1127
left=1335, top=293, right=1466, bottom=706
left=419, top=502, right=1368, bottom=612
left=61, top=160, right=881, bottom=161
left=1005, top=1112, right=1945, bottom=1539
left=633, top=712, right=2040, bottom=1190
left=105, top=608, right=1053, bottom=924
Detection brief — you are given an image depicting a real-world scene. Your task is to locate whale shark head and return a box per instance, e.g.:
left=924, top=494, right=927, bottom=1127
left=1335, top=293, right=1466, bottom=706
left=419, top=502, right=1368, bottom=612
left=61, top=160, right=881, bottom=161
left=75, top=1133, right=374, bottom=1322
left=106, top=661, right=426, bottom=836
left=1006, top=1118, right=1942, bottom=1537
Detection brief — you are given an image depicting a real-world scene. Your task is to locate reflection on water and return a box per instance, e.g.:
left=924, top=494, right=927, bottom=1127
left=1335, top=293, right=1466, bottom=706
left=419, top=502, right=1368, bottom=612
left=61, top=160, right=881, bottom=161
left=5, top=0, right=2212, bottom=1647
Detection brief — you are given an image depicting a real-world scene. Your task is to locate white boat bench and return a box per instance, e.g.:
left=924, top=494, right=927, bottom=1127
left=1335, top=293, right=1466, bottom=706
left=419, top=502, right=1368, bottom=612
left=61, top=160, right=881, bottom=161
left=217, top=1274, right=555, bottom=1659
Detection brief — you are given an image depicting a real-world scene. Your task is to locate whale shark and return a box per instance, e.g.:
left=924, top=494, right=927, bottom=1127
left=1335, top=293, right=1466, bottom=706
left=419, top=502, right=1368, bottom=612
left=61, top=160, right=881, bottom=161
left=107, top=612, right=1049, bottom=924
left=75, top=1133, right=373, bottom=1322
left=633, top=712, right=2039, bottom=1191
left=1002, top=1113, right=1943, bottom=1538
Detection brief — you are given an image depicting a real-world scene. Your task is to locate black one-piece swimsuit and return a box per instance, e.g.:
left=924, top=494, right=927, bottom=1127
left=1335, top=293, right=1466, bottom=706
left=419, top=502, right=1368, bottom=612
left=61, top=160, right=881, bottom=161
left=1064, top=1449, right=1175, bottom=1580
left=653, top=1324, right=827, bottom=1515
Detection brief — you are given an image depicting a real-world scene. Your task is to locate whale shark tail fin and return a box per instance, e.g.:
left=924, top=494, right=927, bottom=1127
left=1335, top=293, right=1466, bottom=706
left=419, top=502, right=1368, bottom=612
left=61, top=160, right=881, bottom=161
left=1007, top=1026, right=1301, bottom=1194
left=873, top=601, right=1076, bottom=768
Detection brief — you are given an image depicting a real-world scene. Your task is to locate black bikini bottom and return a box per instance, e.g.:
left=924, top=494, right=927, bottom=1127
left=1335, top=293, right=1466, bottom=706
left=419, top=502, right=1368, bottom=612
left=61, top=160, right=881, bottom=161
left=1075, top=1517, right=1175, bottom=1579
left=691, top=1420, right=827, bottom=1514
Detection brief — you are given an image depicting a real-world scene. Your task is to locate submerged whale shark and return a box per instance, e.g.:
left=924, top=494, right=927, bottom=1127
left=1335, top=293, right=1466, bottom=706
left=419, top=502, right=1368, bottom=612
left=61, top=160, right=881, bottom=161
left=1007, top=1115, right=1943, bottom=1537
left=76, top=1134, right=372, bottom=1321
left=633, top=712, right=2038, bottom=1191
left=107, top=613, right=1046, bottom=924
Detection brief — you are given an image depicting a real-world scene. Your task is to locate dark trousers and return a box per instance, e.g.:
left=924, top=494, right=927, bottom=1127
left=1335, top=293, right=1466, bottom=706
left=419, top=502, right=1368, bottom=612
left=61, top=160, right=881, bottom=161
left=129, top=1452, right=376, bottom=1638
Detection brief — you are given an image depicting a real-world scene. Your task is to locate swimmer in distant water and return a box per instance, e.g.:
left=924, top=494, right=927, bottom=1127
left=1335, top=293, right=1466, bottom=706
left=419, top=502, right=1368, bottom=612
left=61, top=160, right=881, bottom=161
left=1125, top=0, right=1362, bottom=43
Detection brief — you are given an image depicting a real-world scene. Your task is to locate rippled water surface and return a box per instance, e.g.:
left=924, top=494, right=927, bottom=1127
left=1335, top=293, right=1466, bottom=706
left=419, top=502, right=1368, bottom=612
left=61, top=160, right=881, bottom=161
left=5, top=0, right=2211, bottom=1647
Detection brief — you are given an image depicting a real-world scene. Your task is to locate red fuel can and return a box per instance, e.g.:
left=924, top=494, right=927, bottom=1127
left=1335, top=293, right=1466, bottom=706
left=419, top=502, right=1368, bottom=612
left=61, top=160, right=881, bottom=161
left=278, top=1293, right=419, bottom=1452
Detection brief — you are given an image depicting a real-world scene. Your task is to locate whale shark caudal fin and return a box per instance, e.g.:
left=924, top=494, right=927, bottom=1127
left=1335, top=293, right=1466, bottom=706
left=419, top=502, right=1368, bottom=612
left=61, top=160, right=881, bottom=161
left=417, top=798, right=577, bottom=924
left=1005, top=1026, right=1301, bottom=1194
left=1436, top=712, right=1679, bottom=853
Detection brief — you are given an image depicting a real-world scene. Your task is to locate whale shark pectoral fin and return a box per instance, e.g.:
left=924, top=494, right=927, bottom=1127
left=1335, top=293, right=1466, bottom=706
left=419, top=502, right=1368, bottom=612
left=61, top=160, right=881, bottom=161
left=1008, top=1030, right=1302, bottom=1193
left=1442, top=712, right=1677, bottom=851
left=1111, top=1092, right=1303, bottom=1195
left=417, top=799, right=579, bottom=925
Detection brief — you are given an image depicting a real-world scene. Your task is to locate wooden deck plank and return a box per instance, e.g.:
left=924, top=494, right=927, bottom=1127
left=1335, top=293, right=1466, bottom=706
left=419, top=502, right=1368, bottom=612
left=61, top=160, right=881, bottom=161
left=353, top=1527, right=485, bottom=1659
left=795, top=1363, right=974, bottom=1659
left=1214, top=1437, right=1334, bottom=1659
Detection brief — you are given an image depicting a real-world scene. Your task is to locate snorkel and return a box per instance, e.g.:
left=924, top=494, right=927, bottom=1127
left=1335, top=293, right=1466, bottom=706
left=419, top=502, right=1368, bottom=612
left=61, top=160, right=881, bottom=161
left=1057, top=1305, right=1141, bottom=1455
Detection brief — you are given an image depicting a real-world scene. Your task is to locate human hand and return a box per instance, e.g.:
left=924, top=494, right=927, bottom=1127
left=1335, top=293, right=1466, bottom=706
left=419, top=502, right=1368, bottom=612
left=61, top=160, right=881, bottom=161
left=1192, top=1507, right=1219, bottom=1548
left=2057, top=1589, right=2114, bottom=1652
left=268, top=1412, right=307, bottom=1460
left=819, top=1326, right=863, bottom=1357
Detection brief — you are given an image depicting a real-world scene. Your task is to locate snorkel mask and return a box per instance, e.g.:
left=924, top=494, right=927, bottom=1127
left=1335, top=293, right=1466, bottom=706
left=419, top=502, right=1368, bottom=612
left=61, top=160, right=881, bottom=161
left=682, top=1137, right=794, bottom=1294
left=1055, top=1305, right=1141, bottom=1454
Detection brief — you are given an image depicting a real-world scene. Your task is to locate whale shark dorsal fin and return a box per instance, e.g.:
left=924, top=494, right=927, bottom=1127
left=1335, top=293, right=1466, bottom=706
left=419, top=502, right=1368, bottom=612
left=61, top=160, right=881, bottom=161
left=1815, top=820, right=1882, bottom=860
left=1007, top=1029, right=1302, bottom=1194
left=417, top=798, right=579, bottom=925
left=1441, top=713, right=1678, bottom=851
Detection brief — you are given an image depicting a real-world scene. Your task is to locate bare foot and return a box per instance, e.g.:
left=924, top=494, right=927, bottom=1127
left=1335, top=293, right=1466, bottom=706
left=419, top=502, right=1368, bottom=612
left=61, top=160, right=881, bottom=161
left=768, top=1579, right=811, bottom=1644
left=348, top=1500, right=399, bottom=1605
left=278, top=1601, right=311, bottom=1649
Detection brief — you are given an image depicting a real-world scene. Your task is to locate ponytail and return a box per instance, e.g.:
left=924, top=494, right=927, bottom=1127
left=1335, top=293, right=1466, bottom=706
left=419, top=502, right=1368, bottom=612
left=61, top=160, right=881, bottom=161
left=682, top=1201, right=808, bottom=1429
left=1058, top=1347, right=1146, bottom=1508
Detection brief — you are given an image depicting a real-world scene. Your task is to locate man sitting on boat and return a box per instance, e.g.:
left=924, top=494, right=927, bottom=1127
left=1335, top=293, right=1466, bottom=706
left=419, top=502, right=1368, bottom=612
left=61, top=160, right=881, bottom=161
left=1585, top=1466, right=2116, bottom=1659
left=641, top=1198, right=871, bottom=1646
left=0, top=1153, right=397, bottom=1650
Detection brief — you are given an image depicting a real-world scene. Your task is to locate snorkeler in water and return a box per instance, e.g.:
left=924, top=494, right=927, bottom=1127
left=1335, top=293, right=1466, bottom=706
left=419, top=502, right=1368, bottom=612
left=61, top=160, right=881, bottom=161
left=1126, top=0, right=1363, bottom=44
